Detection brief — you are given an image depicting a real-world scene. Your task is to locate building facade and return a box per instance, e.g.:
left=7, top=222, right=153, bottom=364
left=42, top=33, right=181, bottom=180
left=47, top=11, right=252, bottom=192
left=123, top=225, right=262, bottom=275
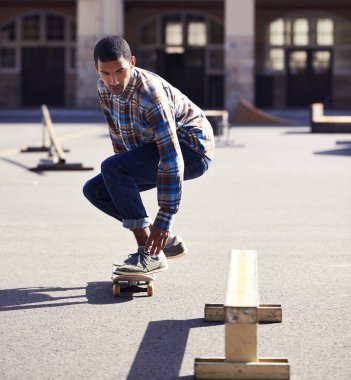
left=0, top=0, right=351, bottom=116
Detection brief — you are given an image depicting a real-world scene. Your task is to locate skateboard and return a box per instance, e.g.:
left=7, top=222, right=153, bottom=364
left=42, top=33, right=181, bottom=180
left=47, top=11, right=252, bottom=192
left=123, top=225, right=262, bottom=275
left=112, top=265, right=155, bottom=297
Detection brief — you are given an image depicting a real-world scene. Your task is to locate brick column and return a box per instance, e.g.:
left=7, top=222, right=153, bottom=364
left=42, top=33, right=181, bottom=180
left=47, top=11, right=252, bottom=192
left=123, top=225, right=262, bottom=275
left=225, top=0, right=254, bottom=119
left=76, top=0, right=124, bottom=107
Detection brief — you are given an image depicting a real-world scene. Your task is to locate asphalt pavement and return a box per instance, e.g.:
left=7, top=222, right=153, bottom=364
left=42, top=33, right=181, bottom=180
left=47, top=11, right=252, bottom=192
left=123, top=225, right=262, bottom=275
left=0, top=111, right=350, bottom=379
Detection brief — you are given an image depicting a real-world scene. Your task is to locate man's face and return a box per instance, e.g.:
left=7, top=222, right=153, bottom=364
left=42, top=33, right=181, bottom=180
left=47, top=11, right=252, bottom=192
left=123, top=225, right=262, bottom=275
left=96, top=56, right=136, bottom=96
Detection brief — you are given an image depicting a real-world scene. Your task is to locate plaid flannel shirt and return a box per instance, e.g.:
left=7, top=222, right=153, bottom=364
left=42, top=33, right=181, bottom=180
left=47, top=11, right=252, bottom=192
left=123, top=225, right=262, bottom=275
left=98, top=67, right=214, bottom=231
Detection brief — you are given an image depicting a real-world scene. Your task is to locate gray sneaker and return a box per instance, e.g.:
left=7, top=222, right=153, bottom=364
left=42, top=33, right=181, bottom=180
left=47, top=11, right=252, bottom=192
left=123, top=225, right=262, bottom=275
left=114, top=248, right=168, bottom=275
left=163, top=235, right=187, bottom=259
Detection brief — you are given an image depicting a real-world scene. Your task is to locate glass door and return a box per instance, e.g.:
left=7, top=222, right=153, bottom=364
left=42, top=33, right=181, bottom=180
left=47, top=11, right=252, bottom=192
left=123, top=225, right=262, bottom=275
left=286, top=48, right=332, bottom=107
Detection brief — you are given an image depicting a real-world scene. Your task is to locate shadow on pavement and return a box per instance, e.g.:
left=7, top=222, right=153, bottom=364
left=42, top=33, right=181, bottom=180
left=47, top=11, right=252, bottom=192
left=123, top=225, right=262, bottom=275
left=0, top=282, right=137, bottom=311
left=126, top=318, right=220, bottom=380
left=0, top=286, right=87, bottom=311
left=314, top=140, right=351, bottom=157
left=0, top=157, right=46, bottom=175
left=283, top=130, right=310, bottom=134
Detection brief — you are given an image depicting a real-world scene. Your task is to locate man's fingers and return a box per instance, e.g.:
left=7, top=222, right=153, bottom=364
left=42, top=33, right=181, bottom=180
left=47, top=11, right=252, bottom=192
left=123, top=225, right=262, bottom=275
left=148, top=237, right=167, bottom=256
left=144, top=238, right=151, bottom=254
left=145, top=226, right=169, bottom=256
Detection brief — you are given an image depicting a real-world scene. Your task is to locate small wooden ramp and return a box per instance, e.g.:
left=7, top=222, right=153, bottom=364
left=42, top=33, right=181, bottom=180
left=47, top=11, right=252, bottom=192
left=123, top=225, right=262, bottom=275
left=232, top=99, right=296, bottom=126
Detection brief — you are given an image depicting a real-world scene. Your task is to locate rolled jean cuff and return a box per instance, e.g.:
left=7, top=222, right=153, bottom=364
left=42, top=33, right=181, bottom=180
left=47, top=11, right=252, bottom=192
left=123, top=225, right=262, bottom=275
left=122, top=217, right=151, bottom=230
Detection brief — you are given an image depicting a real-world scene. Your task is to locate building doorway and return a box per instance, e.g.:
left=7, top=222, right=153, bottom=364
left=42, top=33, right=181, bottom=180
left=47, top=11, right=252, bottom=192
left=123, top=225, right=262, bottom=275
left=138, top=13, right=224, bottom=109
left=286, top=48, right=332, bottom=107
left=158, top=49, right=206, bottom=106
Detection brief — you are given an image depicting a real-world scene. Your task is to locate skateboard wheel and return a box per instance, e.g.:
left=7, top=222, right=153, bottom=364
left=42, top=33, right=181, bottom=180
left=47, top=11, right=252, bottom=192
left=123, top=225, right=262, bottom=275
left=112, top=284, right=121, bottom=296
left=147, top=284, right=154, bottom=297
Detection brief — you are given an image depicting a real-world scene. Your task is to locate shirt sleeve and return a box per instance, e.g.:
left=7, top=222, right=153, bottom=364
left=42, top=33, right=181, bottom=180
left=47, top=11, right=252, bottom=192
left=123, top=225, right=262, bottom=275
left=98, top=92, right=119, bottom=153
left=146, top=100, right=184, bottom=232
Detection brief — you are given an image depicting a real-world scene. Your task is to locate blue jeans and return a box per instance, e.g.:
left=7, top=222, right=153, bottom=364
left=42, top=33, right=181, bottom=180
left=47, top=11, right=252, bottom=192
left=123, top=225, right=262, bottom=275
left=83, top=142, right=211, bottom=230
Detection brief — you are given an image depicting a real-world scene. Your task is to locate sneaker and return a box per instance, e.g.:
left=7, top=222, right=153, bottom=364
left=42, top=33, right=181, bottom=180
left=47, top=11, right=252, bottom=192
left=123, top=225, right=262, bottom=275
left=163, top=235, right=187, bottom=259
left=113, top=248, right=168, bottom=275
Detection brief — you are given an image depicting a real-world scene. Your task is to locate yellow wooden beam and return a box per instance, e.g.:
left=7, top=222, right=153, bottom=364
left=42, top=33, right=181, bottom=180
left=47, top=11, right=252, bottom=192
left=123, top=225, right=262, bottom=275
left=195, top=358, right=290, bottom=380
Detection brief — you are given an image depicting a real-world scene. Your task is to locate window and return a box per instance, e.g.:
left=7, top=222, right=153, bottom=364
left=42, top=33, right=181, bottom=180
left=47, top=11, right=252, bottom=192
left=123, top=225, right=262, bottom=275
left=164, top=19, right=183, bottom=53
left=188, top=21, right=206, bottom=46
left=46, top=15, right=65, bottom=41
left=317, top=19, right=333, bottom=46
left=266, top=16, right=339, bottom=73
left=0, top=22, right=16, bottom=41
left=269, top=48, right=284, bottom=71
left=289, top=51, right=307, bottom=74
left=293, top=19, right=308, bottom=46
left=0, top=13, right=76, bottom=73
left=208, top=19, right=223, bottom=44
left=269, top=19, right=284, bottom=46
left=140, top=19, right=157, bottom=44
left=22, top=15, right=40, bottom=41
left=0, top=48, right=16, bottom=68
left=164, top=20, right=182, bottom=46
left=312, top=51, right=331, bottom=74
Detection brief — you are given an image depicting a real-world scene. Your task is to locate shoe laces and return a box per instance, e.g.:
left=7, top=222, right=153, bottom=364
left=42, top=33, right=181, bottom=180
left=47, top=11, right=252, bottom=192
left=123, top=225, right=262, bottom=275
left=124, top=250, right=150, bottom=268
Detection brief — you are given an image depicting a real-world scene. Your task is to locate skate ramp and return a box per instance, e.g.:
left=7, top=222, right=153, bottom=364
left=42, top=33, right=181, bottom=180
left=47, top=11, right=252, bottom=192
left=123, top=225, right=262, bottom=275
left=232, top=99, right=296, bottom=126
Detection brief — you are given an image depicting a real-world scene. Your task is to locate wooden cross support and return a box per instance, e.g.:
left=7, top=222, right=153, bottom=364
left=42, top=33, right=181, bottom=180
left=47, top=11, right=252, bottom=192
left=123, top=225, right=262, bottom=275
left=194, top=250, right=290, bottom=379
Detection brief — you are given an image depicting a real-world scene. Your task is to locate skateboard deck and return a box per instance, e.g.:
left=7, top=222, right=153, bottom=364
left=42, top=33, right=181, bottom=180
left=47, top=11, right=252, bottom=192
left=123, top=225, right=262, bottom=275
left=112, top=266, right=156, bottom=297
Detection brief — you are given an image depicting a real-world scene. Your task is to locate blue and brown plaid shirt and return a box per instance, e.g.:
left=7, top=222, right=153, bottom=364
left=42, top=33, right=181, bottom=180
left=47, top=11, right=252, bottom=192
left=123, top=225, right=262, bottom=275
left=98, top=67, right=215, bottom=231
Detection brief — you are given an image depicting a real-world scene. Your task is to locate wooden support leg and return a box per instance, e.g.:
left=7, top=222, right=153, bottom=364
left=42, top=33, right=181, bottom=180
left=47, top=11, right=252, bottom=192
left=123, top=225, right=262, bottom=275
left=205, top=304, right=282, bottom=323
left=225, top=323, right=257, bottom=362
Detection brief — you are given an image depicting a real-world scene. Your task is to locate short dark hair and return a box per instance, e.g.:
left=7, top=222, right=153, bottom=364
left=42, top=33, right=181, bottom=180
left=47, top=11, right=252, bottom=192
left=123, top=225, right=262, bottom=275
left=94, top=35, right=132, bottom=64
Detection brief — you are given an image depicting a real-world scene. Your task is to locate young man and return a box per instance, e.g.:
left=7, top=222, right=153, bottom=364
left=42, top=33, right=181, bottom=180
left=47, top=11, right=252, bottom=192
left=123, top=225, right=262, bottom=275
left=83, top=35, right=214, bottom=275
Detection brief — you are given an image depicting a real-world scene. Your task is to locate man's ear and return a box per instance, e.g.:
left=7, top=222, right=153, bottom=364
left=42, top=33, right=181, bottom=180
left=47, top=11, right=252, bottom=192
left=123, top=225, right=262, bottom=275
left=95, top=59, right=101, bottom=73
left=130, top=56, right=136, bottom=67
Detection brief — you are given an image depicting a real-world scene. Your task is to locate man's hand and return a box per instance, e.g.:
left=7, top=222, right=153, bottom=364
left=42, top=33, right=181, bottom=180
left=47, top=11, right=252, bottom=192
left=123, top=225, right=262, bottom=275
left=145, top=225, right=170, bottom=256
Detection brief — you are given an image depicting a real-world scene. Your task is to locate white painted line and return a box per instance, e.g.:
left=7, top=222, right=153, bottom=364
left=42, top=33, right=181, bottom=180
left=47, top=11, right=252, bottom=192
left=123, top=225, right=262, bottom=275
left=0, top=149, right=20, bottom=158
left=0, top=127, right=102, bottom=158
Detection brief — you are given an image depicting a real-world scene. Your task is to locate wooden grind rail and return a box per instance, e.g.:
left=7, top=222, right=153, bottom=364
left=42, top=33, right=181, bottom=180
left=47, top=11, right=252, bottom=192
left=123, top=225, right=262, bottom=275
left=194, top=250, right=290, bottom=380
left=311, top=103, right=351, bottom=133
left=41, top=104, right=66, bottom=163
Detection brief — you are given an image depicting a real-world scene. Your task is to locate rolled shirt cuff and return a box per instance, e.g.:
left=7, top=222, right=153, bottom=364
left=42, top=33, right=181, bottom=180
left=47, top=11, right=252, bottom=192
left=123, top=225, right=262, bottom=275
left=153, top=209, right=175, bottom=232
